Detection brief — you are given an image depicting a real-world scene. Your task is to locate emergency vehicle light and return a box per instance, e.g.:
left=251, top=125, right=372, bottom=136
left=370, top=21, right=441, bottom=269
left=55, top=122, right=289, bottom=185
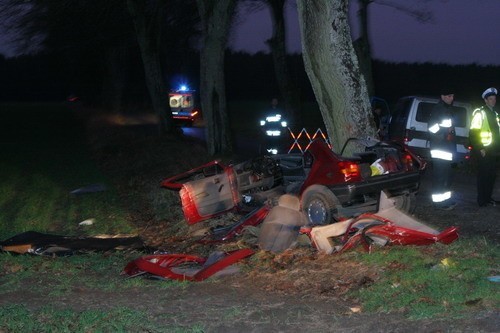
left=178, top=85, right=188, bottom=92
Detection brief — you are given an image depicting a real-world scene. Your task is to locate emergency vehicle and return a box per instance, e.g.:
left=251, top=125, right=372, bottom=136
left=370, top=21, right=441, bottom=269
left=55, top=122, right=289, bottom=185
left=169, top=85, right=201, bottom=126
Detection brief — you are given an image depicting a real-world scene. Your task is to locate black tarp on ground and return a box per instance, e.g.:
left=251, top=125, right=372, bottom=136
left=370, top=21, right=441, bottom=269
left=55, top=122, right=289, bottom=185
left=0, top=231, right=147, bottom=256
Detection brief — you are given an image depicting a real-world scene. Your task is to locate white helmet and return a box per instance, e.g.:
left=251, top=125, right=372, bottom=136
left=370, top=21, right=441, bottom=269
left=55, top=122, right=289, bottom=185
left=481, top=87, right=497, bottom=99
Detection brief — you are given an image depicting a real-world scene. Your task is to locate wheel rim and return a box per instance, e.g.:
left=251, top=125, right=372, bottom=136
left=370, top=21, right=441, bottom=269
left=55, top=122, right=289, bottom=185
left=307, top=199, right=327, bottom=225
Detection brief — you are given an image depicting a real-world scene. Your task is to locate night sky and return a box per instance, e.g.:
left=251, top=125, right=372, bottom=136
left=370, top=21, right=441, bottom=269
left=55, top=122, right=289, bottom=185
left=230, top=0, right=500, bottom=65
left=1, top=0, right=499, bottom=66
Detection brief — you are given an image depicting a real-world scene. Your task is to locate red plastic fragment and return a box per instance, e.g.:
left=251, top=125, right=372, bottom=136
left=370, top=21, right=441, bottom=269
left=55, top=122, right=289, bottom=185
left=123, top=248, right=255, bottom=282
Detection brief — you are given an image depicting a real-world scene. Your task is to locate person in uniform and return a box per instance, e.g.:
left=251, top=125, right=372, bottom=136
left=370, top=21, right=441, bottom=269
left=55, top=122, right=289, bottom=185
left=259, top=97, right=288, bottom=154
left=428, top=89, right=457, bottom=210
left=469, top=87, right=500, bottom=207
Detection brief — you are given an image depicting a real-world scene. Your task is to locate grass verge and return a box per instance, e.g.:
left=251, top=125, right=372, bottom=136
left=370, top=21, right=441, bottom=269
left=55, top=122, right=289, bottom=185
left=352, top=238, right=500, bottom=319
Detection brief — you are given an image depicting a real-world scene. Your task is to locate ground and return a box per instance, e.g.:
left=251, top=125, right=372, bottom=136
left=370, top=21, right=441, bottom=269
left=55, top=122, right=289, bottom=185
left=3, top=112, right=500, bottom=332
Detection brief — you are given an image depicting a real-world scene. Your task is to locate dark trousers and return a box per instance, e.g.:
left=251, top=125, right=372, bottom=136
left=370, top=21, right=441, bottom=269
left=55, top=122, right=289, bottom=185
left=432, top=159, right=453, bottom=202
left=475, top=152, right=498, bottom=205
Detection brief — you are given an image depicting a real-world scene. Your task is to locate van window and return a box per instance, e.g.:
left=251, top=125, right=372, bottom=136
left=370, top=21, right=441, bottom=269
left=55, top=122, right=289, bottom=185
left=388, top=98, right=412, bottom=138
left=416, top=102, right=468, bottom=127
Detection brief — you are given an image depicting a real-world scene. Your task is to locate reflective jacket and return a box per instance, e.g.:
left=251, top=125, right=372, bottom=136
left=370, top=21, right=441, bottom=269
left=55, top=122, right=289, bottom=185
left=428, top=100, right=457, bottom=161
left=469, top=106, right=500, bottom=152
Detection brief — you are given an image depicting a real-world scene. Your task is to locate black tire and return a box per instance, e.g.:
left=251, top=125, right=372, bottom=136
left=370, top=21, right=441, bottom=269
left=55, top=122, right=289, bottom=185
left=392, top=192, right=417, bottom=214
left=301, top=185, right=340, bottom=225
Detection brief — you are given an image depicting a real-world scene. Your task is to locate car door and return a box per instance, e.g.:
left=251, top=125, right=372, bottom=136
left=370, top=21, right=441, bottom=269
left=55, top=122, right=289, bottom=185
left=161, top=161, right=238, bottom=224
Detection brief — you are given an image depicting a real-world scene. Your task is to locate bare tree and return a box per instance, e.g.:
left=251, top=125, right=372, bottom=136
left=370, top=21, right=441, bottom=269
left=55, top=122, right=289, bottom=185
left=241, top=0, right=301, bottom=126
left=127, top=0, right=172, bottom=134
left=196, top=0, right=237, bottom=155
left=265, top=0, right=302, bottom=126
left=353, top=0, right=433, bottom=97
left=296, top=0, right=375, bottom=153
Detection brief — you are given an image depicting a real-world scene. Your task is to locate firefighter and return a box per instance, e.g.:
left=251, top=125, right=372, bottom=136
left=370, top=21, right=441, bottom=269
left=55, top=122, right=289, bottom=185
left=469, top=87, right=500, bottom=207
left=428, top=89, right=457, bottom=210
left=259, top=98, right=288, bottom=154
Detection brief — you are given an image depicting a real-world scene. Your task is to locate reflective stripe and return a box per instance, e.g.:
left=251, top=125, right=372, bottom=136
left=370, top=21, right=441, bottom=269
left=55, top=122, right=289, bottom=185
left=260, top=120, right=266, bottom=126
left=470, top=108, right=496, bottom=146
left=266, top=148, right=278, bottom=155
left=432, top=191, right=451, bottom=203
left=266, top=130, right=281, bottom=136
left=266, top=114, right=282, bottom=122
left=281, top=121, right=287, bottom=127
left=480, top=132, right=493, bottom=146
left=470, top=111, right=483, bottom=130
left=428, top=123, right=440, bottom=133
left=439, top=118, right=452, bottom=127
left=429, top=118, right=452, bottom=134
left=430, top=149, right=453, bottom=161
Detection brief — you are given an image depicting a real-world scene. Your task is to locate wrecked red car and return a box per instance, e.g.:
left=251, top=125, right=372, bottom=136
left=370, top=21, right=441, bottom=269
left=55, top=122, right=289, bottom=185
left=162, top=138, right=425, bottom=226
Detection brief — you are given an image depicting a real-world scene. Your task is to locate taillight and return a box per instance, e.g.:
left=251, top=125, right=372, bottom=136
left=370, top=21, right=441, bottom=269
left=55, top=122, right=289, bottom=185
left=338, top=161, right=361, bottom=181
left=403, top=154, right=414, bottom=171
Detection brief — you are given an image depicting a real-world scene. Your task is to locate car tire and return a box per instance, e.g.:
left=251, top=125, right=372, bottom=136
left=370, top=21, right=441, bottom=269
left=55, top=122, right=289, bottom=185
left=392, top=192, right=416, bottom=214
left=301, top=185, right=340, bottom=225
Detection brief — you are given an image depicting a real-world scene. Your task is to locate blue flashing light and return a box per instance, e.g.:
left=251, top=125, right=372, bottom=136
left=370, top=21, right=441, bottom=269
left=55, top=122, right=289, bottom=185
left=179, top=85, right=188, bottom=92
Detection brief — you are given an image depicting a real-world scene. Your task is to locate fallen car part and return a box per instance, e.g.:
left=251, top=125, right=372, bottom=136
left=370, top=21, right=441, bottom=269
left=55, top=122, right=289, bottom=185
left=198, top=205, right=270, bottom=244
left=308, top=191, right=459, bottom=254
left=0, top=231, right=146, bottom=256
left=258, top=194, right=308, bottom=253
left=161, top=156, right=283, bottom=225
left=123, top=248, right=254, bottom=282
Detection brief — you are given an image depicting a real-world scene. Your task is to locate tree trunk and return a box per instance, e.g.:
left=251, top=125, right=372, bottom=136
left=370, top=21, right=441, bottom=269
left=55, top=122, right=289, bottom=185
left=296, top=0, right=376, bottom=153
left=353, top=0, right=375, bottom=97
left=127, top=0, right=172, bottom=134
left=196, top=0, right=236, bottom=155
left=266, top=0, right=301, bottom=127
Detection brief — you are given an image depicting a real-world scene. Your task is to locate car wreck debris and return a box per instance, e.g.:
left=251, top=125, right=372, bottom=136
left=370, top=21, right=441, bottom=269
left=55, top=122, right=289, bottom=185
left=198, top=205, right=270, bottom=244
left=123, top=248, right=255, bottom=282
left=308, top=191, right=459, bottom=254
left=0, top=231, right=146, bottom=256
left=258, top=194, right=308, bottom=253
left=159, top=138, right=457, bottom=256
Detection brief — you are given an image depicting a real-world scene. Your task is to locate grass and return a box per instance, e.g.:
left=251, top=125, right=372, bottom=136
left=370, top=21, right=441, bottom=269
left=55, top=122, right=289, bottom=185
left=352, top=238, right=500, bottom=319
left=0, top=304, right=206, bottom=332
left=0, top=103, right=136, bottom=239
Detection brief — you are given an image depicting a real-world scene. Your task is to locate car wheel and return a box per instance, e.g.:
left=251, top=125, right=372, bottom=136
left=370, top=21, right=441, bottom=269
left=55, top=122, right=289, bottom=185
left=301, top=185, right=340, bottom=225
left=392, top=192, right=416, bottom=214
